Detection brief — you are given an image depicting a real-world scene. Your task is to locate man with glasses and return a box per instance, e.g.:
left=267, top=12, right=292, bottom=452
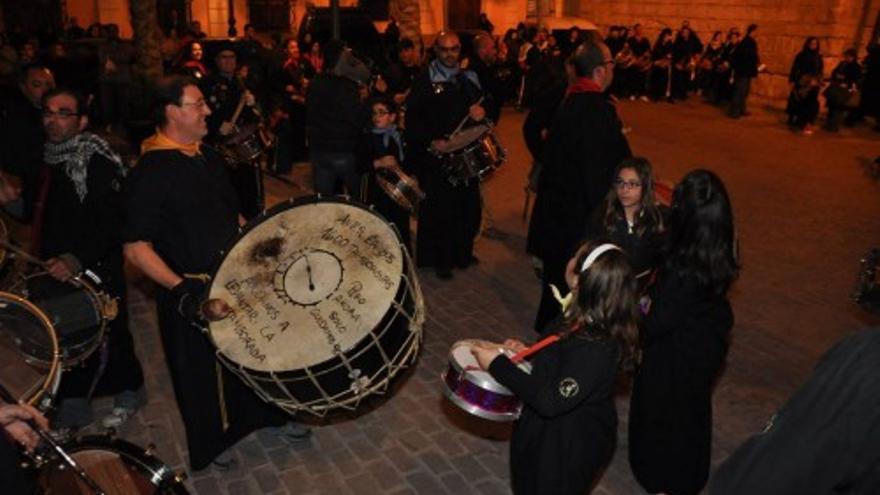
left=124, top=76, right=309, bottom=472
left=405, top=31, right=487, bottom=280
left=36, top=87, right=145, bottom=433
left=201, top=42, right=263, bottom=219
left=0, top=64, right=54, bottom=221
left=526, top=38, right=632, bottom=332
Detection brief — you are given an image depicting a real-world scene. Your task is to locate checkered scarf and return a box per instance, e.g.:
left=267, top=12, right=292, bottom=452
left=43, top=132, right=125, bottom=202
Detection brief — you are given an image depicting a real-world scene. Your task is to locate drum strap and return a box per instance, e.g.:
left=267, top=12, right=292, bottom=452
left=215, top=361, right=230, bottom=431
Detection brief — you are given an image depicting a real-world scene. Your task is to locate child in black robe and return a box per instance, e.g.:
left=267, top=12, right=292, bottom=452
left=472, top=241, right=640, bottom=495
left=356, top=98, right=413, bottom=252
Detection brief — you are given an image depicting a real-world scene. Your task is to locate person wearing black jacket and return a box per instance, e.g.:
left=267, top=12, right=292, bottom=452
left=469, top=33, right=504, bottom=123
left=710, top=329, right=880, bottom=495
left=404, top=32, right=487, bottom=280
left=526, top=38, right=632, bottom=332
left=629, top=169, right=739, bottom=495
left=306, top=40, right=367, bottom=196
left=39, top=88, right=145, bottom=431
left=824, top=48, right=862, bottom=131
left=786, top=37, right=824, bottom=134
left=124, top=77, right=308, bottom=471
left=472, top=241, right=639, bottom=495
left=649, top=29, right=675, bottom=102
left=729, top=24, right=760, bottom=118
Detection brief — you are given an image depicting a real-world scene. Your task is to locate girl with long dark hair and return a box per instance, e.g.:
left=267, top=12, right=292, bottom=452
left=472, top=241, right=640, bottom=494
left=590, top=157, right=665, bottom=277
left=629, top=169, right=739, bottom=495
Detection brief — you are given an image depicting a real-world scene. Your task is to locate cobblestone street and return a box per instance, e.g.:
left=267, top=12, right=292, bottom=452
left=90, top=99, right=880, bottom=494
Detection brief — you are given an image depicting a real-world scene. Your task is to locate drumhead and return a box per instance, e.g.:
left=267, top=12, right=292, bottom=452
left=209, top=197, right=405, bottom=372
left=450, top=340, right=495, bottom=381
left=0, top=292, right=60, bottom=407
left=445, top=125, right=491, bottom=152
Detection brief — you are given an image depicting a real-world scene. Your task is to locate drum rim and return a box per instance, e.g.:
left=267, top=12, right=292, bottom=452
left=42, top=435, right=189, bottom=493
left=0, top=291, right=61, bottom=407
left=23, top=273, right=109, bottom=368
left=441, top=371, right=519, bottom=422
left=207, top=194, right=412, bottom=372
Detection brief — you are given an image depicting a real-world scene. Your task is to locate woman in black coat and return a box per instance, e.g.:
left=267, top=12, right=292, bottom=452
left=649, top=29, right=675, bottom=102
left=473, top=241, right=640, bottom=495
left=629, top=169, right=739, bottom=495
left=786, top=37, right=824, bottom=134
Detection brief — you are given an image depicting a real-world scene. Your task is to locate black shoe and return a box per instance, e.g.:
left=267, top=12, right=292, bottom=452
left=455, top=256, right=479, bottom=269
left=267, top=422, right=312, bottom=444
left=435, top=268, right=453, bottom=280
left=212, top=454, right=238, bottom=471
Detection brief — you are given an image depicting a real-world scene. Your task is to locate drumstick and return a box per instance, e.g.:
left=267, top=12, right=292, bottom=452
left=0, top=384, right=108, bottom=495
left=0, top=239, right=49, bottom=268
left=509, top=334, right=560, bottom=363
left=449, top=96, right=485, bottom=139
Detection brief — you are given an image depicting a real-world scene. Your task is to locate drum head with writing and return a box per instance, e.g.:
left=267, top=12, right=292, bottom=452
left=208, top=198, right=404, bottom=372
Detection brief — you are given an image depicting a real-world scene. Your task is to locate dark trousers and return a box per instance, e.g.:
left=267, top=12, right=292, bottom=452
left=534, top=254, right=567, bottom=333
left=311, top=151, right=360, bottom=196
left=227, top=161, right=263, bottom=220
left=729, top=76, right=752, bottom=117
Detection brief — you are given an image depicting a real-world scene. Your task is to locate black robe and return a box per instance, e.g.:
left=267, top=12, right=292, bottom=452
left=42, top=152, right=143, bottom=399
left=710, top=329, right=880, bottom=495
left=404, top=69, right=483, bottom=272
left=526, top=91, right=631, bottom=331
left=469, top=57, right=505, bottom=123
left=355, top=129, right=412, bottom=251
left=586, top=210, right=665, bottom=277
left=649, top=41, right=674, bottom=101
left=489, top=325, right=619, bottom=495
left=629, top=271, right=733, bottom=495
left=786, top=50, right=824, bottom=126
left=124, top=147, right=286, bottom=471
left=0, top=90, right=45, bottom=221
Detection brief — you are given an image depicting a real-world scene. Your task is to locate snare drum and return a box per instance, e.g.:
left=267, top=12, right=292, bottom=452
left=436, top=125, right=506, bottom=186
left=35, top=435, right=188, bottom=494
left=223, top=123, right=273, bottom=164
left=207, top=196, right=424, bottom=416
left=0, top=292, right=61, bottom=410
left=19, top=272, right=115, bottom=367
left=442, top=340, right=526, bottom=422
left=375, top=167, right=425, bottom=213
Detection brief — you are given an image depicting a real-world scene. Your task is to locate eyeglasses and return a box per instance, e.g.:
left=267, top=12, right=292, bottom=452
left=437, top=45, right=461, bottom=53
left=179, top=99, right=208, bottom=109
left=42, top=109, right=79, bottom=119
left=372, top=109, right=391, bottom=116
left=614, top=179, right=642, bottom=190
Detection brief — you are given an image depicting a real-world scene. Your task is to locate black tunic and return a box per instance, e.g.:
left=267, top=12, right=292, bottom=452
left=489, top=325, right=619, bottom=495
left=469, top=57, right=505, bottom=123
left=124, top=147, right=285, bottom=470
left=710, top=329, right=880, bottom=495
left=586, top=212, right=664, bottom=276
left=526, top=91, right=631, bottom=331
left=786, top=50, right=824, bottom=125
left=0, top=90, right=45, bottom=221
left=404, top=69, right=483, bottom=272
left=42, top=153, right=143, bottom=398
left=629, top=271, right=733, bottom=495
left=355, top=130, right=413, bottom=251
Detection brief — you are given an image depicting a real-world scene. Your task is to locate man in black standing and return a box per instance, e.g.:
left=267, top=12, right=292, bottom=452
left=375, top=38, right=422, bottom=106
left=201, top=42, right=263, bottom=219
left=469, top=33, right=504, bottom=123
left=124, top=76, right=309, bottom=472
left=526, top=38, right=631, bottom=332
left=729, top=24, right=760, bottom=118
left=405, top=31, right=487, bottom=279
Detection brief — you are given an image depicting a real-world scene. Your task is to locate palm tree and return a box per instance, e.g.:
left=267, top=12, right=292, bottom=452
left=129, top=0, right=164, bottom=81
left=390, top=0, right=423, bottom=56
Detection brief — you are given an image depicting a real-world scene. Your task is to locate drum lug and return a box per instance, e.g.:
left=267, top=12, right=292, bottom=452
left=174, top=470, right=188, bottom=483
left=144, top=443, right=156, bottom=456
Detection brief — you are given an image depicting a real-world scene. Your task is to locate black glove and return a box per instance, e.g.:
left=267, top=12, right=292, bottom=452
left=171, top=278, right=207, bottom=323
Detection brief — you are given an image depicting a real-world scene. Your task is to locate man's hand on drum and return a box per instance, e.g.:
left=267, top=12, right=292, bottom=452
left=0, top=403, right=48, bottom=453
left=373, top=155, right=398, bottom=170
left=469, top=103, right=486, bottom=122
left=46, top=255, right=79, bottom=282
left=219, top=121, right=235, bottom=136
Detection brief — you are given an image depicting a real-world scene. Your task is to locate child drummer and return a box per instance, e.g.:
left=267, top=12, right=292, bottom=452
left=472, top=241, right=640, bottom=494
left=356, top=97, right=414, bottom=251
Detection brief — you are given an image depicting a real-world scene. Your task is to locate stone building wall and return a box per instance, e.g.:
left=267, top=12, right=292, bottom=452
left=575, top=0, right=879, bottom=98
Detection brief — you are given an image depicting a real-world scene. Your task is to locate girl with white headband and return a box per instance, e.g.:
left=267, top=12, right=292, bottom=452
left=471, top=240, right=639, bottom=495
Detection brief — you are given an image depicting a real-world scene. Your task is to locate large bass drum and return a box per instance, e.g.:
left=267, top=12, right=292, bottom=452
left=207, top=196, right=424, bottom=416
left=0, top=292, right=61, bottom=410
left=35, top=435, right=188, bottom=494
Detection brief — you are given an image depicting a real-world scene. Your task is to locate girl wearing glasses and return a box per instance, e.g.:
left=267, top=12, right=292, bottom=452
left=629, top=169, right=739, bottom=495
left=588, top=157, right=665, bottom=280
